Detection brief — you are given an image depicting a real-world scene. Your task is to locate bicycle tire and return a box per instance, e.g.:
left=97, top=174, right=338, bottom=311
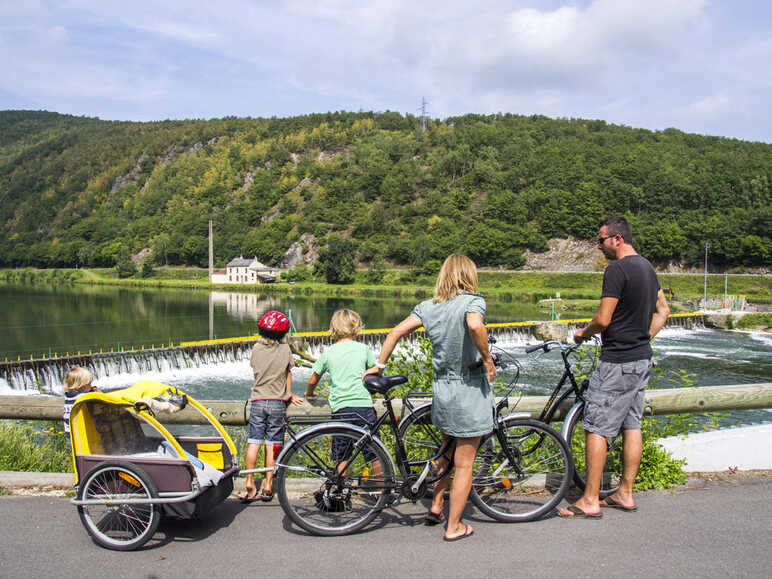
left=77, top=461, right=161, bottom=551
left=470, top=417, right=573, bottom=522
left=275, top=424, right=394, bottom=536
left=564, top=402, right=623, bottom=498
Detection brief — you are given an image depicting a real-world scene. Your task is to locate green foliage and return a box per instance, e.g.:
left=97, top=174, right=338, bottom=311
left=0, top=421, right=72, bottom=473
left=384, top=336, right=435, bottom=397
left=635, top=438, right=688, bottom=490
left=364, top=253, right=387, bottom=284
left=318, top=237, right=356, bottom=284
left=139, top=258, right=154, bottom=278
left=1, top=110, right=770, bottom=271
left=115, top=248, right=137, bottom=278
left=282, top=263, right=312, bottom=282
left=735, top=312, right=772, bottom=330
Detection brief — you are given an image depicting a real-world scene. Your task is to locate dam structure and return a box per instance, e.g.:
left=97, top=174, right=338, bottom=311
left=0, top=314, right=704, bottom=393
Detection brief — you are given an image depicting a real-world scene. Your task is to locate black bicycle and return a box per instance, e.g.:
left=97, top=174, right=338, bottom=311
left=274, top=353, right=573, bottom=536
left=524, top=339, right=623, bottom=497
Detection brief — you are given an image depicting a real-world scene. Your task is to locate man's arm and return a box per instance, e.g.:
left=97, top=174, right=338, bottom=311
left=573, top=297, right=618, bottom=343
left=649, top=289, right=670, bottom=339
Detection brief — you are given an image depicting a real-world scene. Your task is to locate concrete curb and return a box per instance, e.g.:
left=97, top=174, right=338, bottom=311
left=0, top=470, right=251, bottom=493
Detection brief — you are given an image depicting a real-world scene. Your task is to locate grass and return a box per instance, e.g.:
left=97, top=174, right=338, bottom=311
left=1, top=267, right=770, bottom=305
left=0, top=421, right=72, bottom=473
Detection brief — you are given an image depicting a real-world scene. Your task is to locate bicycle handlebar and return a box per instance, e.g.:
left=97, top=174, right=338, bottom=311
left=525, top=339, right=592, bottom=355
left=468, top=351, right=503, bottom=370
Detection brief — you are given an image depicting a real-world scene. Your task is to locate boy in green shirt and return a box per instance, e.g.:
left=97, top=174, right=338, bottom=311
left=305, top=309, right=383, bottom=476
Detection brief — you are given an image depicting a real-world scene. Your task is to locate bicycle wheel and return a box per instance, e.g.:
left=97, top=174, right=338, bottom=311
left=397, top=404, right=447, bottom=467
left=77, top=461, right=161, bottom=550
left=470, top=417, right=573, bottom=522
left=275, top=425, right=394, bottom=536
left=565, top=402, right=623, bottom=498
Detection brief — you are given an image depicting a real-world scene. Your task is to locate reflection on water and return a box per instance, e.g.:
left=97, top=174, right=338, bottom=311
left=0, top=282, right=591, bottom=359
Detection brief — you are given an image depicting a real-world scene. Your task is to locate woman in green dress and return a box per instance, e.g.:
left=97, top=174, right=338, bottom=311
left=365, top=254, right=497, bottom=542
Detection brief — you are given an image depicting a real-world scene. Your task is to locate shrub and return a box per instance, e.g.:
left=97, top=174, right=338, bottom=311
left=0, top=421, right=72, bottom=473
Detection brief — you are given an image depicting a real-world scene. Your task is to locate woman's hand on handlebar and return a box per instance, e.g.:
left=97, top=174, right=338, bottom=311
left=483, top=355, right=497, bottom=383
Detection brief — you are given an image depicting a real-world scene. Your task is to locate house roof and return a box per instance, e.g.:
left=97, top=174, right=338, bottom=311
left=226, top=257, right=253, bottom=267
left=226, top=256, right=280, bottom=271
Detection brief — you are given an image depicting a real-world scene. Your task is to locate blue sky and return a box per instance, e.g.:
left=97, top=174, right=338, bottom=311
left=1, top=1, right=770, bottom=142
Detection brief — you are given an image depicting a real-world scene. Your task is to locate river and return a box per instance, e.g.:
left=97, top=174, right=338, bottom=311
left=1, top=283, right=770, bottom=426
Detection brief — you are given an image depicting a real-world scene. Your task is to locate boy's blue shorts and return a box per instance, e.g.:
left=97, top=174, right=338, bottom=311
left=331, top=407, right=378, bottom=463
left=248, top=399, right=286, bottom=445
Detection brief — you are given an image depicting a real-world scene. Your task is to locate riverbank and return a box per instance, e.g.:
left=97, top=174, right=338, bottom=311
left=2, top=267, right=770, bottom=305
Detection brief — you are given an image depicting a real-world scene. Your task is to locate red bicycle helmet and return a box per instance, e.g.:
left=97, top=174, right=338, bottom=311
left=258, top=310, right=290, bottom=333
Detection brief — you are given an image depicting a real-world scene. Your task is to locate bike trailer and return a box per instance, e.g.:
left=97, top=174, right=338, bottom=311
left=68, top=380, right=238, bottom=550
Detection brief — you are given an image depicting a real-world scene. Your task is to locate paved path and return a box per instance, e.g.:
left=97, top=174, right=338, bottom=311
left=1, top=476, right=771, bottom=579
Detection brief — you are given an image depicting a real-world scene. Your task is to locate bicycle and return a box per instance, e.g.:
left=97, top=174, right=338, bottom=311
left=273, top=353, right=574, bottom=536
left=524, top=339, right=623, bottom=497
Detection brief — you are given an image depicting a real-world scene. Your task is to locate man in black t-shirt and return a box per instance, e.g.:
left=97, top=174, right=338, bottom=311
left=559, top=216, right=669, bottom=519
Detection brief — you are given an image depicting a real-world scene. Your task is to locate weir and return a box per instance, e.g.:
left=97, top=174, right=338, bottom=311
left=0, top=314, right=704, bottom=392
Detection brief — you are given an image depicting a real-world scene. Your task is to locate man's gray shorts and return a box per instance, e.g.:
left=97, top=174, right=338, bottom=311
left=582, top=358, right=653, bottom=438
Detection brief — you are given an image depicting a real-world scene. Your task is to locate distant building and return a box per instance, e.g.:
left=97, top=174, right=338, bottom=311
left=209, top=256, right=282, bottom=284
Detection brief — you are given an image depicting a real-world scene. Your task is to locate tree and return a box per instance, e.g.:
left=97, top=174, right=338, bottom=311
left=139, top=258, right=154, bottom=278
left=319, top=237, right=356, bottom=284
left=115, top=247, right=137, bottom=278
left=151, top=233, right=171, bottom=265
left=364, top=253, right=387, bottom=284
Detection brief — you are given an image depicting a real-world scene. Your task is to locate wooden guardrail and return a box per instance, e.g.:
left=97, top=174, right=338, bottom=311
left=2, top=383, right=770, bottom=425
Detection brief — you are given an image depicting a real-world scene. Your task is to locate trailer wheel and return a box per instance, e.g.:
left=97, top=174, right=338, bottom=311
left=77, top=461, right=161, bottom=550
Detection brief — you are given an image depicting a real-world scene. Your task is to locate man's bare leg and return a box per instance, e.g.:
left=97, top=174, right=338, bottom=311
left=601, top=428, right=641, bottom=509
left=559, top=432, right=606, bottom=517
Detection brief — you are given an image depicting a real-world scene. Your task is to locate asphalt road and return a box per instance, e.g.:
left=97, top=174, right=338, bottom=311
left=1, top=476, right=771, bottom=579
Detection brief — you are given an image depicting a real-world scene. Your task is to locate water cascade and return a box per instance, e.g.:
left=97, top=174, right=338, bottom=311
left=0, top=315, right=704, bottom=393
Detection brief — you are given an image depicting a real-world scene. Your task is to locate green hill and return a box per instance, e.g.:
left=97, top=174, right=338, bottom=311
left=0, top=110, right=769, bottom=271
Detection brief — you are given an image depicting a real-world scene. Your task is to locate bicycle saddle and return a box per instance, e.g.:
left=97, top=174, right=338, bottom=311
left=363, top=374, right=408, bottom=395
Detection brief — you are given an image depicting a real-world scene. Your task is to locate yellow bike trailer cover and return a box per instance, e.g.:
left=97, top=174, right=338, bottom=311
left=69, top=381, right=237, bottom=484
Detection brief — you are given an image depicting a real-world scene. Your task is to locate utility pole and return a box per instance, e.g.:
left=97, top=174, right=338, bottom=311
left=418, top=98, right=429, bottom=133
left=703, top=242, right=710, bottom=311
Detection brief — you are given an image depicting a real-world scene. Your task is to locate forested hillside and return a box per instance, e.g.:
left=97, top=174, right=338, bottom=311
left=1, top=110, right=769, bottom=272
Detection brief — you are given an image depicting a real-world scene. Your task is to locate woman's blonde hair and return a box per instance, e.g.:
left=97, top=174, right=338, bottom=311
left=433, top=253, right=478, bottom=303
left=64, top=366, right=94, bottom=393
left=329, top=309, right=362, bottom=341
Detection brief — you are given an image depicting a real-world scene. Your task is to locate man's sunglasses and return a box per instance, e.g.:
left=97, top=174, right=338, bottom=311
left=597, top=234, right=617, bottom=245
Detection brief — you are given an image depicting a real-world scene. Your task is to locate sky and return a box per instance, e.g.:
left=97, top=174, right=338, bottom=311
left=0, top=1, right=770, bottom=143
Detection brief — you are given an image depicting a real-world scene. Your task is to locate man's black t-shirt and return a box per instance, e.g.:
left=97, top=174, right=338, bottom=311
left=600, top=255, right=660, bottom=363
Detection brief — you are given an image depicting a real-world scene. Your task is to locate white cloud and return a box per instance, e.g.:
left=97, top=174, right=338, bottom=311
left=0, top=1, right=768, bottom=141
left=688, top=93, right=732, bottom=116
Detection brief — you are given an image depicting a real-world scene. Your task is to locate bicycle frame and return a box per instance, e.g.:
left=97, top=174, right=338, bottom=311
left=277, top=393, right=455, bottom=499
left=533, top=342, right=591, bottom=425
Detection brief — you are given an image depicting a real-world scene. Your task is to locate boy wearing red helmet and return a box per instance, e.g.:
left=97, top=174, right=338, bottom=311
left=243, top=310, right=304, bottom=503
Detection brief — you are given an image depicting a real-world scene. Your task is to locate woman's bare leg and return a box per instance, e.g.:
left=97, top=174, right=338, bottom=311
left=445, top=436, right=481, bottom=540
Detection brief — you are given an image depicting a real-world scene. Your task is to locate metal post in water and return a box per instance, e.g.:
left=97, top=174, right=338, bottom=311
left=209, top=291, right=214, bottom=341
left=703, top=242, right=710, bottom=311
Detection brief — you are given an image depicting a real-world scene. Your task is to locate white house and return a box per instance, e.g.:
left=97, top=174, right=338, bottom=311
left=210, top=256, right=282, bottom=284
